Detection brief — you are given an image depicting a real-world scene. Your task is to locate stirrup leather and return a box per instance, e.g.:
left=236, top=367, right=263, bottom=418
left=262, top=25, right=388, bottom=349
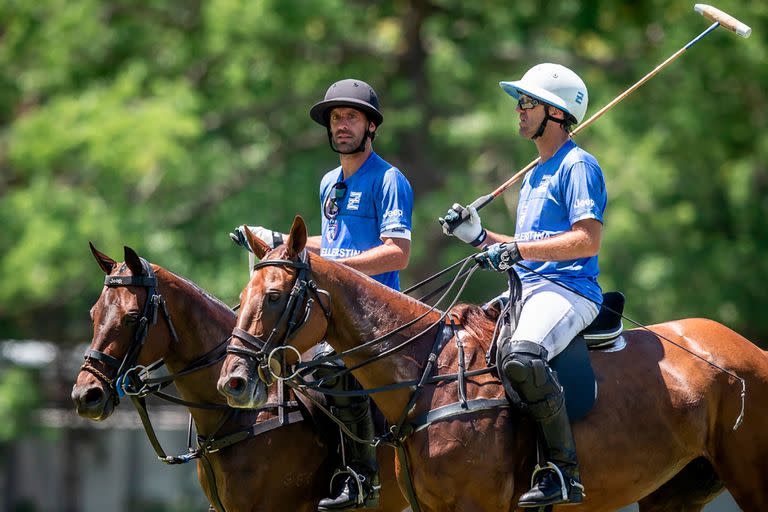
left=530, top=462, right=585, bottom=502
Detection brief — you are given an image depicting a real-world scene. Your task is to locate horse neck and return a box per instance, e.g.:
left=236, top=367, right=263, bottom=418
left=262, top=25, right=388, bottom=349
left=156, top=268, right=237, bottom=432
left=312, top=257, right=443, bottom=423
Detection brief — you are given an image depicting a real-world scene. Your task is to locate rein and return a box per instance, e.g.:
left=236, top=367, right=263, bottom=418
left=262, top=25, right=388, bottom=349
left=300, top=255, right=479, bottom=375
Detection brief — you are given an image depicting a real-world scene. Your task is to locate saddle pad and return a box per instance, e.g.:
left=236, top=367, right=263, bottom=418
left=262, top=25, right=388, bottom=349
left=550, top=335, right=596, bottom=422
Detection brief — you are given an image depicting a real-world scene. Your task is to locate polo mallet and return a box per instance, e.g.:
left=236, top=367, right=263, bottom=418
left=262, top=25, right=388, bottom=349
left=439, top=3, right=751, bottom=231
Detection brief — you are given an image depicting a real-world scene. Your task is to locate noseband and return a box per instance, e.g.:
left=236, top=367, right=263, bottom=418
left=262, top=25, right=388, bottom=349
left=80, top=258, right=179, bottom=403
left=227, top=251, right=330, bottom=384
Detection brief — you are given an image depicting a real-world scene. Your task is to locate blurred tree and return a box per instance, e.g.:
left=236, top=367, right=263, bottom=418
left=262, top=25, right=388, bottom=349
left=0, top=367, right=41, bottom=445
left=0, top=0, right=766, bottom=344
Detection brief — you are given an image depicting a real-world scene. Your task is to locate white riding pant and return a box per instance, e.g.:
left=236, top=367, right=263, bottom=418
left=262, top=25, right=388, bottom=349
left=492, top=280, right=600, bottom=361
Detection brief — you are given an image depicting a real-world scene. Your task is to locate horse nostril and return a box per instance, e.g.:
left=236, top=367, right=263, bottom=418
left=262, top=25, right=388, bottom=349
left=228, top=377, right=245, bottom=392
left=84, top=387, right=104, bottom=406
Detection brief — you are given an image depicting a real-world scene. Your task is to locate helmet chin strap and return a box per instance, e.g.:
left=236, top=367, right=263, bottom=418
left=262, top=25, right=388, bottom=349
left=326, top=128, right=373, bottom=154
left=531, top=105, right=567, bottom=140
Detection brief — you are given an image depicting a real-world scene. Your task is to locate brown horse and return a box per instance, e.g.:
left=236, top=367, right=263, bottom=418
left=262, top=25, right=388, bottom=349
left=71, top=244, right=407, bottom=512
left=218, top=216, right=768, bottom=512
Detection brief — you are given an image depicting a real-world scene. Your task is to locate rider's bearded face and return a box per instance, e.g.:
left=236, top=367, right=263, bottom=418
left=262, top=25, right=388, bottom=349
left=329, top=107, right=373, bottom=153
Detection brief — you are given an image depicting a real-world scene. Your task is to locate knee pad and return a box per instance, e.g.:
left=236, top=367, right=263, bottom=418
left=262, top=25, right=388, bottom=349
left=498, top=340, right=548, bottom=384
left=497, top=340, right=564, bottom=420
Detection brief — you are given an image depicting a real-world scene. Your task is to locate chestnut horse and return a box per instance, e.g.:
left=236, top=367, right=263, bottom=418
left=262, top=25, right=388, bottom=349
left=71, top=244, right=407, bottom=512
left=218, top=216, right=768, bottom=512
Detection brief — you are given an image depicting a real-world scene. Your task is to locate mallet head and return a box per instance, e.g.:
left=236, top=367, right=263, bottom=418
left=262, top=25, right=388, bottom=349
left=695, top=4, right=751, bottom=38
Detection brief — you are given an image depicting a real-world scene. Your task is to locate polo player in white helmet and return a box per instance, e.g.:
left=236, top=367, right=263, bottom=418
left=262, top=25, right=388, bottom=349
left=442, top=63, right=607, bottom=508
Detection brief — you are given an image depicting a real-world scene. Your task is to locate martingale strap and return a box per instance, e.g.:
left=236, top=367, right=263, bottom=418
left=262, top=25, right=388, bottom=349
left=201, top=411, right=304, bottom=453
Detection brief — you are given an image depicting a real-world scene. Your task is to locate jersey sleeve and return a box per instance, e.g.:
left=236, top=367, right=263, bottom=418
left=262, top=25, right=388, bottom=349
left=562, top=160, right=607, bottom=225
left=378, top=168, right=413, bottom=240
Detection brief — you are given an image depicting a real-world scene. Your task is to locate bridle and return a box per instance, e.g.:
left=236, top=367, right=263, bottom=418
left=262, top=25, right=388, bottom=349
left=80, top=258, right=180, bottom=405
left=227, top=250, right=331, bottom=385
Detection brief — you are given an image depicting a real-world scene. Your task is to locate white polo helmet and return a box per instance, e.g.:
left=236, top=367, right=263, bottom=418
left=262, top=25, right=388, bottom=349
left=500, top=63, right=588, bottom=124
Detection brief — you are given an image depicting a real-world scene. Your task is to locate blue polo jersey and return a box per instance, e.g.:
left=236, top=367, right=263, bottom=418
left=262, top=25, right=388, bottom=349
left=515, top=139, right=607, bottom=304
left=319, top=152, right=413, bottom=290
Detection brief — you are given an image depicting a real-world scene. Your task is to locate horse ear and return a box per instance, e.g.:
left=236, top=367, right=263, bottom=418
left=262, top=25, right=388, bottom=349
left=90, top=242, right=116, bottom=274
left=285, top=215, right=307, bottom=257
left=124, top=246, right=144, bottom=276
left=243, top=225, right=271, bottom=259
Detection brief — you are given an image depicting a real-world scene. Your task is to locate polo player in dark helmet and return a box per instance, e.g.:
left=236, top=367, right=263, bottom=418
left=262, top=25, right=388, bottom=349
left=231, top=78, right=414, bottom=509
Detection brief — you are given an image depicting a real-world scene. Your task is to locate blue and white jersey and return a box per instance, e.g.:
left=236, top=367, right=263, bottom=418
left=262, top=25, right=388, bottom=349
left=319, top=152, right=413, bottom=290
left=515, top=139, right=606, bottom=304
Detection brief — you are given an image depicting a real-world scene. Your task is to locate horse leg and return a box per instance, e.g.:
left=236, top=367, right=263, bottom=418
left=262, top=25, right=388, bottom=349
left=637, top=457, right=723, bottom=512
left=706, top=349, right=768, bottom=511
left=711, top=433, right=768, bottom=511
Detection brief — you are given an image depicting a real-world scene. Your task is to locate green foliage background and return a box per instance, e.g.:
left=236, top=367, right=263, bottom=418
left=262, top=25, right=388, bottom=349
left=1, top=0, right=766, bottom=345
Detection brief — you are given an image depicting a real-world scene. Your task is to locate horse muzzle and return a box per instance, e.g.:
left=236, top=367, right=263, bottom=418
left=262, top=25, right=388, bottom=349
left=217, top=357, right=268, bottom=408
left=71, top=378, right=115, bottom=421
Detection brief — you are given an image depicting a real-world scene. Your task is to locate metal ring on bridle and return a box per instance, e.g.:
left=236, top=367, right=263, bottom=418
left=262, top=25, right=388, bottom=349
left=267, top=345, right=302, bottom=381
left=116, top=365, right=148, bottom=397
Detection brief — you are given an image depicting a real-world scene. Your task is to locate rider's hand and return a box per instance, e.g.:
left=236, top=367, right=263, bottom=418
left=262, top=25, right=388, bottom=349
left=440, top=204, right=487, bottom=247
left=475, top=242, right=522, bottom=272
left=229, top=226, right=285, bottom=252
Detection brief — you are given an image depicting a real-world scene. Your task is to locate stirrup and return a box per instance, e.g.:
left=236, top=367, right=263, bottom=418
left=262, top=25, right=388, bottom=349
left=530, top=462, right=585, bottom=502
left=324, top=466, right=378, bottom=508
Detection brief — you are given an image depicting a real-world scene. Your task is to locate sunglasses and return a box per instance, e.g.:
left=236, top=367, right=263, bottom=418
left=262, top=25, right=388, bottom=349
left=517, top=95, right=541, bottom=110
left=323, top=181, right=348, bottom=220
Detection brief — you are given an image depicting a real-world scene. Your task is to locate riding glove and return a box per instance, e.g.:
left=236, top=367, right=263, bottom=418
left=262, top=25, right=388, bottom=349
left=476, top=242, right=522, bottom=272
left=440, top=204, right=487, bottom=247
left=229, top=226, right=285, bottom=252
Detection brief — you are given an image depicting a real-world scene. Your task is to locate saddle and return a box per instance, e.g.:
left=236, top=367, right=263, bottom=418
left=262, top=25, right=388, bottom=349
left=487, top=291, right=626, bottom=422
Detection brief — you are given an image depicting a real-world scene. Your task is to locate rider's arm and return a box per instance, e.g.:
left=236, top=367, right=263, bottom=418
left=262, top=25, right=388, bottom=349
left=338, top=167, right=412, bottom=275
left=482, top=218, right=602, bottom=261
left=337, top=237, right=410, bottom=274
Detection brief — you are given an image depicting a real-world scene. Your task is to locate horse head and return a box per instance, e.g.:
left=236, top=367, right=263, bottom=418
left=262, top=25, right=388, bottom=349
left=72, top=243, right=180, bottom=420
left=218, top=216, right=330, bottom=408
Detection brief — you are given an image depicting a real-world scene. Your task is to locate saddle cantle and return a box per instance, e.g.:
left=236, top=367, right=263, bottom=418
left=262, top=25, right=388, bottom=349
left=582, top=291, right=625, bottom=349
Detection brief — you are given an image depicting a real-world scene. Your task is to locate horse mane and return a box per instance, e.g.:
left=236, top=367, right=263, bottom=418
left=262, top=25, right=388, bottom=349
left=447, top=302, right=500, bottom=349
left=154, top=265, right=235, bottom=317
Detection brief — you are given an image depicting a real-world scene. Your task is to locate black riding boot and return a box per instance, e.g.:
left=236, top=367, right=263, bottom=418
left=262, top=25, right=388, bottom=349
left=498, top=340, right=585, bottom=508
left=318, top=398, right=380, bottom=510
left=517, top=398, right=584, bottom=507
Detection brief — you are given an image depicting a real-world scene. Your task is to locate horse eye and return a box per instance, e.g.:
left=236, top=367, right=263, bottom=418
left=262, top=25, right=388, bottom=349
left=266, top=292, right=281, bottom=303
left=123, top=313, right=139, bottom=326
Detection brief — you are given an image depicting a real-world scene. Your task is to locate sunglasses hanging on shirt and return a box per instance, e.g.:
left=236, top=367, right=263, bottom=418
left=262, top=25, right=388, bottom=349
left=324, top=181, right=348, bottom=242
left=323, top=181, right=348, bottom=220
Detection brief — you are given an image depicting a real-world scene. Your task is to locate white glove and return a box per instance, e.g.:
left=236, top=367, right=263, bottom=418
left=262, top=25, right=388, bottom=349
left=229, top=225, right=285, bottom=252
left=441, top=204, right=487, bottom=246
